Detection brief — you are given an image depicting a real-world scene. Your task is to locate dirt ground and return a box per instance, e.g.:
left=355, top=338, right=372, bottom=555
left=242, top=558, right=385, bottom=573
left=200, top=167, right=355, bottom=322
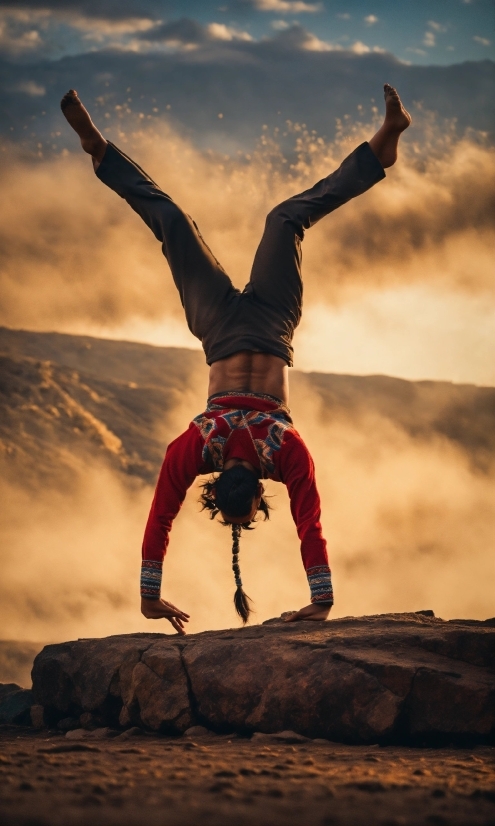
left=0, top=727, right=494, bottom=826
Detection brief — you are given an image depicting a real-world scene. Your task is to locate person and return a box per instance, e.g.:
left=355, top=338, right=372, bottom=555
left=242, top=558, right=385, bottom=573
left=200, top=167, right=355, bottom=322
left=61, top=84, right=411, bottom=635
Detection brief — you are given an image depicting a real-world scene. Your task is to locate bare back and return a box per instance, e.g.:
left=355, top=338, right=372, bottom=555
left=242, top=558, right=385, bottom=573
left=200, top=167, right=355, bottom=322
left=208, top=351, right=289, bottom=404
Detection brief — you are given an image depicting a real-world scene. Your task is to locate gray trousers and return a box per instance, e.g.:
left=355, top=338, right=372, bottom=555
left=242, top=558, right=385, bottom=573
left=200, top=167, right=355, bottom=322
left=96, top=142, right=385, bottom=366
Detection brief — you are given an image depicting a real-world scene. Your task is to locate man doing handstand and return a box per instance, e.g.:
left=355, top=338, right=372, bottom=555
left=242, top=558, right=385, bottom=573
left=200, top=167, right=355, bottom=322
left=61, top=85, right=410, bottom=634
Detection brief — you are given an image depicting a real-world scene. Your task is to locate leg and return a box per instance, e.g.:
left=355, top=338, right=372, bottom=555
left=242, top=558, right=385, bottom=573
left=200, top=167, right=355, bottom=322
left=249, top=142, right=385, bottom=320
left=249, top=84, right=410, bottom=321
left=61, top=91, right=236, bottom=343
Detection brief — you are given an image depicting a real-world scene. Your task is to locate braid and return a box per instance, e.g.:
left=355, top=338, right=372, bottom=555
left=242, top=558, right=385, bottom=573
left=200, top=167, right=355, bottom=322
left=232, top=524, right=252, bottom=624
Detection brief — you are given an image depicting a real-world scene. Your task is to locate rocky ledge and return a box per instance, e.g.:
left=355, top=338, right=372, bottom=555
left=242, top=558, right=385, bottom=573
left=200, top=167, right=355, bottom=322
left=30, top=612, right=495, bottom=745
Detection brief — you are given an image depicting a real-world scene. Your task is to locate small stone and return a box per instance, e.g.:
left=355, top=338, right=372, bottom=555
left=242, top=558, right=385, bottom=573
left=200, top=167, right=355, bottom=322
left=251, top=730, right=310, bottom=744
left=184, top=725, right=210, bottom=738
left=30, top=705, right=46, bottom=729
left=117, top=726, right=145, bottom=740
left=65, top=728, right=87, bottom=740
left=57, top=716, right=79, bottom=732
left=79, top=711, right=104, bottom=730
left=88, top=727, right=120, bottom=740
left=273, top=730, right=310, bottom=744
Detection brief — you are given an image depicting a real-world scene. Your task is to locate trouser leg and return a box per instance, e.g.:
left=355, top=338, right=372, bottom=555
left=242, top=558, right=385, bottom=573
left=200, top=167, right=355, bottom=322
left=248, top=142, right=385, bottom=329
left=95, top=142, right=237, bottom=342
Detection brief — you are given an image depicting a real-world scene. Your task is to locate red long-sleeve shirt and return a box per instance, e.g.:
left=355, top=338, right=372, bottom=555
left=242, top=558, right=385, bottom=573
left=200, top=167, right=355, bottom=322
left=141, top=391, right=333, bottom=604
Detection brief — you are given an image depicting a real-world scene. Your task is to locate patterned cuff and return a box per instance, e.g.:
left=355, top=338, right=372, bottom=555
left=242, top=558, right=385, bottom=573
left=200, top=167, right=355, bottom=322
left=307, top=565, right=334, bottom=605
left=140, top=560, right=162, bottom=599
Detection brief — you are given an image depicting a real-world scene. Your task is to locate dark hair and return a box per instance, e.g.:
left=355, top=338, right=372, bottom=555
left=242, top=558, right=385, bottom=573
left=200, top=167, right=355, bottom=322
left=200, top=465, right=270, bottom=624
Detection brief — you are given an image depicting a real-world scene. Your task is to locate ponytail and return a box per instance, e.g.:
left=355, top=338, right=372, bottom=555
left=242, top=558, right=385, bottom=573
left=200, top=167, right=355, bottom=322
left=231, top=523, right=252, bottom=624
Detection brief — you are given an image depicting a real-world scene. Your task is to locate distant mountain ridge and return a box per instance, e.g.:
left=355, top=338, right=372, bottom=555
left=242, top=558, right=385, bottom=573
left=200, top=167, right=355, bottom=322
left=1, top=326, right=493, bottom=488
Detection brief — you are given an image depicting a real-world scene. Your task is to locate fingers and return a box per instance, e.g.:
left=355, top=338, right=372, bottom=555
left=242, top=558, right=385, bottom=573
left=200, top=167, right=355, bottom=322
left=163, top=601, right=190, bottom=620
left=168, top=617, right=187, bottom=635
left=283, top=611, right=300, bottom=623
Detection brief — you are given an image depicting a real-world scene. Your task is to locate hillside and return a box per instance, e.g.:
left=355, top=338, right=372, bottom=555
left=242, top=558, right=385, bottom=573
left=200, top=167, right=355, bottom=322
left=1, top=326, right=494, bottom=488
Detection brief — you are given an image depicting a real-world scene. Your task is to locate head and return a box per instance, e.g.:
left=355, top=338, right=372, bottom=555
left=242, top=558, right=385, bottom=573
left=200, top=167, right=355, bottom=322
left=200, top=464, right=270, bottom=623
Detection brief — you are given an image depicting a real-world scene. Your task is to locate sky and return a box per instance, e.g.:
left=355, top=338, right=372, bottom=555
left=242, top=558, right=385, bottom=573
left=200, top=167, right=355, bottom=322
left=0, top=0, right=494, bottom=383
left=0, top=0, right=494, bottom=65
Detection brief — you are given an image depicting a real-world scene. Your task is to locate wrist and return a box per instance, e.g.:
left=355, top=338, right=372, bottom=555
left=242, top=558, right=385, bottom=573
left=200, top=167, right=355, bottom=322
left=307, top=565, right=333, bottom=604
left=140, top=560, right=163, bottom=600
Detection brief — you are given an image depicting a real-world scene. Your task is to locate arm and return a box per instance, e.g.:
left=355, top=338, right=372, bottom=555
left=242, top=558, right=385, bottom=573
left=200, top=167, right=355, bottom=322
left=140, top=425, right=204, bottom=632
left=277, top=432, right=333, bottom=621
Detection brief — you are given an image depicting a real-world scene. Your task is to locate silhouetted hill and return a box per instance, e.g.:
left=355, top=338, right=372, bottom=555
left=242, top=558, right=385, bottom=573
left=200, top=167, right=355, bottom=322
left=1, top=326, right=493, bottom=488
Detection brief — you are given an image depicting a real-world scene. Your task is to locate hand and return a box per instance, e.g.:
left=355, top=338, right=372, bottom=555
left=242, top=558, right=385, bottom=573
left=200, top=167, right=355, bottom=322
left=283, top=603, right=331, bottom=623
left=141, top=597, right=190, bottom=635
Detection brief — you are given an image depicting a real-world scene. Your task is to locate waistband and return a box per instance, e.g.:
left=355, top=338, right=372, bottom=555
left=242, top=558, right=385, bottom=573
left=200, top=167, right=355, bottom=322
left=206, top=390, right=291, bottom=418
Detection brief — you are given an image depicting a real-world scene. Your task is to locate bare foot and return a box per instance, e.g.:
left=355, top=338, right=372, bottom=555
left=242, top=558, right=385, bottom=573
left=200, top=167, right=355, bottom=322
left=368, top=83, right=411, bottom=168
left=60, top=89, right=107, bottom=166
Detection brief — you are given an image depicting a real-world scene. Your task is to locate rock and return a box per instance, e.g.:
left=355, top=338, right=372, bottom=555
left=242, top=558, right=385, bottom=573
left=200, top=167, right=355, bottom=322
left=57, top=716, right=80, bottom=732
left=122, top=646, right=192, bottom=733
left=184, top=725, right=211, bottom=738
left=79, top=711, right=105, bottom=730
left=65, top=728, right=87, bottom=740
left=87, top=726, right=120, bottom=740
left=270, top=730, right=311, bottom=744
left=0, top=683, right=33, bottom=725
left=31, top=614, right=495, bottom=745
left=30, top=704, right=46, bottom=729
left=251, top=730, right=310, bottom=744
left=117, top=726, right=145, bottom=739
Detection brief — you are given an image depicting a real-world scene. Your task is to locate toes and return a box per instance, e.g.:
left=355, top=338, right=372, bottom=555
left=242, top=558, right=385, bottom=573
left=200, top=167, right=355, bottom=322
left=60, top=92, right=79, bottom=111
left=60, top=90, right=79, bottom=110
left=384, top=83, right=399, bottom=99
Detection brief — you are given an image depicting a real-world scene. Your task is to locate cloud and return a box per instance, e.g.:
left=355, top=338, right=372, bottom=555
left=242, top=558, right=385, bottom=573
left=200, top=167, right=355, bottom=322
left=473, top=36, right=491, bottom=47
left=0, top=114, right=493, bottom=352
left=10, top=79, right=45, bottom=95
left=1, top=367, right=494, bottom=644
left=295, top=288, right=495, bottom=385
left=0, top=10, right=45, bottom=56
left=135, top=18, right=253, bottom=50
left=427, top=20, right=447, bottom=33
left=135, top=17, right=208, bottom=46
left=0, top=0, right=163, bottom=22
left=207, top=23, right=252, bottom=42
left=252, top=0, right=322, bottom=12
left=351, top=40, right=370, bottom=54
left=423, top=31, right=436, bottom=47
left=0, top=36, right=493, bottom=154
left=0, top=6, right=158, bottom=58
left=364, top=14, right=378, bottom=26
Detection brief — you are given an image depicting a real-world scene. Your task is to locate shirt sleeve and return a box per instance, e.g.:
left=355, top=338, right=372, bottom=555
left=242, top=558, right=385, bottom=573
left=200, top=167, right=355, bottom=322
left=277, top=432, right=333, bottom=605
left=140, top=424, right=204, bottom=599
